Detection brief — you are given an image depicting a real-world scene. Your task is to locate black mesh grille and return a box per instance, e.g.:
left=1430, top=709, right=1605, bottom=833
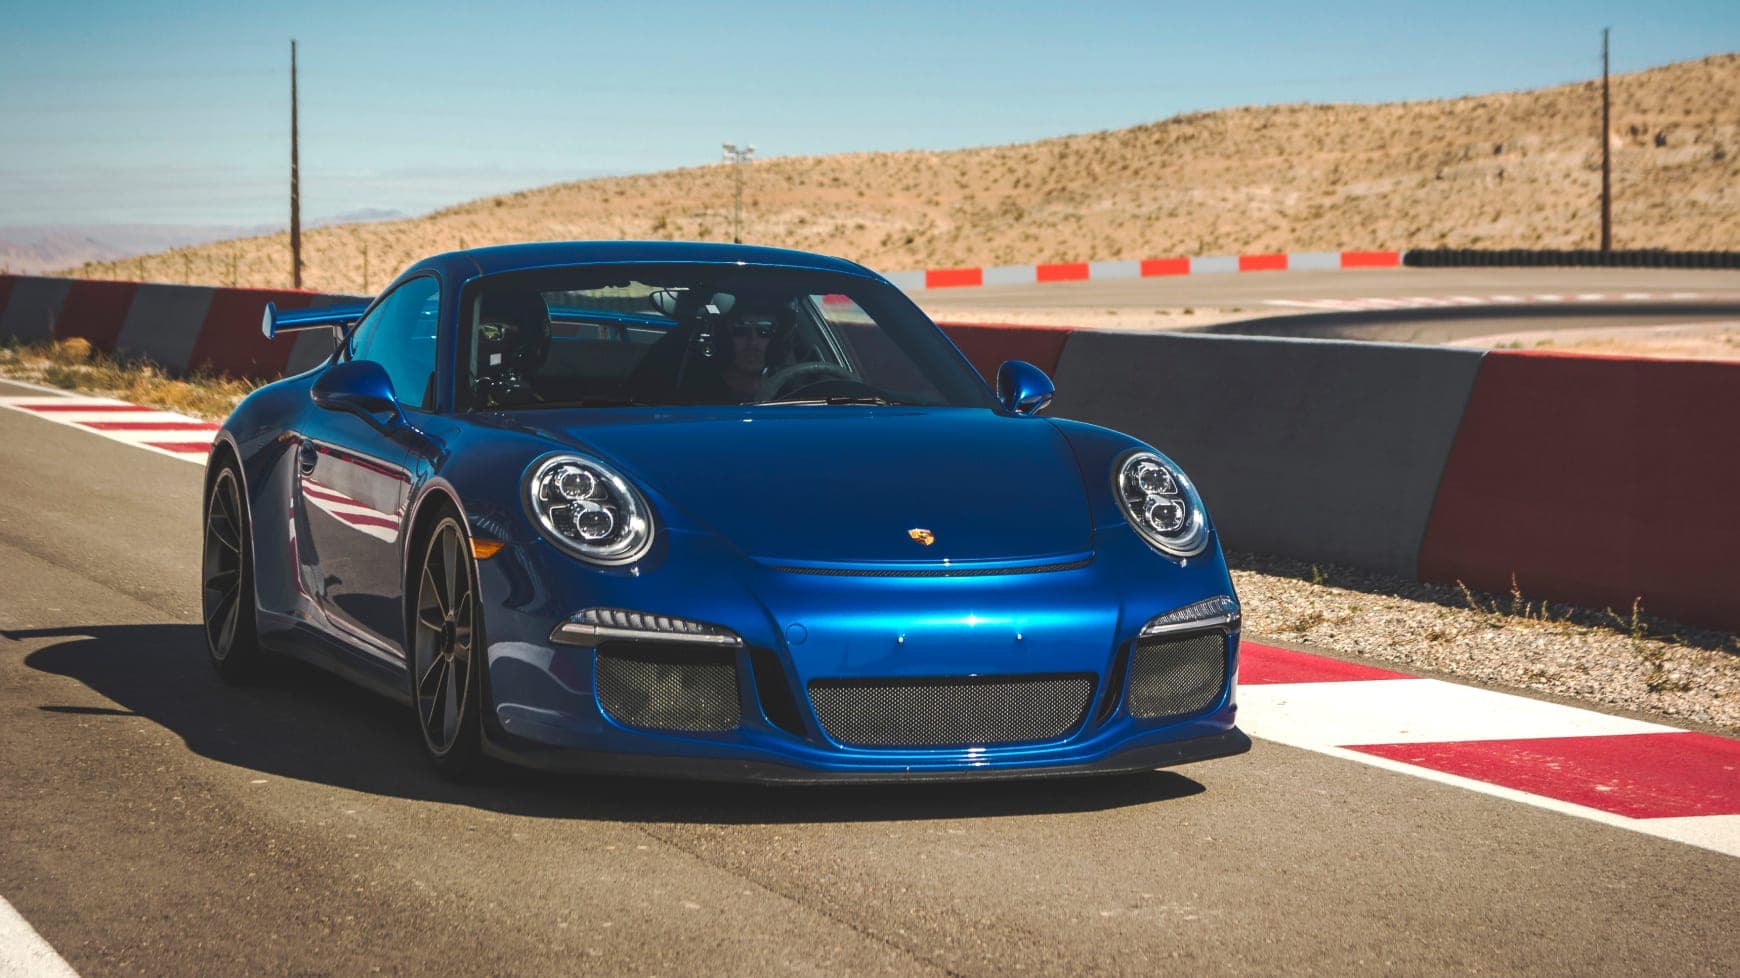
left=595, top=644, right=741, bottom=733
left=808, top=674, right=1094, bottom=748
left=1127, top=632, right=1227, bottom=720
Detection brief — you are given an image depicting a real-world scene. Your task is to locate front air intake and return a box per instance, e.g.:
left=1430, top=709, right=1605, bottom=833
left=595, top=644, right=741, bottom=733
left=1126, top=632, right=1227, bottom=720
left=808, top=674, right=1094, bottom=748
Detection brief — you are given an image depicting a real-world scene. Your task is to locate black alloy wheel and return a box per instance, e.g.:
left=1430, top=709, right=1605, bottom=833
left=412, top=514, right=483, bottom=774
left=203, top=464, right=263, bottom=680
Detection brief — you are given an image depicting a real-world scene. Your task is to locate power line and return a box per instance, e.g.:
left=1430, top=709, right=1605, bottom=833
left=721, top=142, right=754, bottom=244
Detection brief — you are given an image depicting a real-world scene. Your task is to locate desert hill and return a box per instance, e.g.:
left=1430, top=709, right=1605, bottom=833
left=68, top=54, right=1740, bottom=292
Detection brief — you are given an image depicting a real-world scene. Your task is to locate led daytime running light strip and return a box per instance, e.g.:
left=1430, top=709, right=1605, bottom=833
left=549, top=607, right=743, bottom=647
left=1139, top=595, right=1241, bottom=637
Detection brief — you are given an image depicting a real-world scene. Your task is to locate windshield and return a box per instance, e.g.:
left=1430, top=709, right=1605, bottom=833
left=460, top=264, right=995, bottom=410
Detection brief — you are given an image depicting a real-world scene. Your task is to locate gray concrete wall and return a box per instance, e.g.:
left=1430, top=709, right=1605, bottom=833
left=1049, top=330, right=1484, bottom=575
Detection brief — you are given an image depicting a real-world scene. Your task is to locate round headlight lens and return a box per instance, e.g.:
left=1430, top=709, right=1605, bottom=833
left=1115, top=451, right=1208, bottom=557
left=525, top=455, right=652, bottom=565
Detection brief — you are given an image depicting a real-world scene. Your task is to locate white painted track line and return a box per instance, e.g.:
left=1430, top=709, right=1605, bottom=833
left=0, top=393, right=213, bottom=465
left=0, top=896, right=79, bottom=977
left=1238, top=679, right=1677, bottom=745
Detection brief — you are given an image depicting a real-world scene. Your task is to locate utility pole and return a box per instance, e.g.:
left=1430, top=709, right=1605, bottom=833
left=290, top=39, right=303, bottom=288
left=1600, top=28, right=1612, bottom=253
left=721, top=142, right=755, bottom=243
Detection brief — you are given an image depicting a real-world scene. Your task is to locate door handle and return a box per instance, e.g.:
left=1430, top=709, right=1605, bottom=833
left=298, top=440, right=319, bottom=475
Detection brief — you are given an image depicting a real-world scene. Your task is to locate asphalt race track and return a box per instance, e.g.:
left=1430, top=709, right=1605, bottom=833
left=2, top=372, right=1738, bottom=977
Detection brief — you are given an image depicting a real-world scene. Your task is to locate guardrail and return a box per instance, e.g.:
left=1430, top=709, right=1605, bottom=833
left=3, top=271, right=1735, bottom=632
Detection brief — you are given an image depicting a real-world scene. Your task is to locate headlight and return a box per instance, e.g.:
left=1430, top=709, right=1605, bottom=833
left=525, top=454, right=652, bottom=565
left=1114, top=450, right=1209, bottom=557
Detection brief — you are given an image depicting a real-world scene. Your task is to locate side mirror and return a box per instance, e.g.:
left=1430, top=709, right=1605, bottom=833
left=996, top=360, right=1054, bottom=416
left=312, top=359, right=401, bottom=425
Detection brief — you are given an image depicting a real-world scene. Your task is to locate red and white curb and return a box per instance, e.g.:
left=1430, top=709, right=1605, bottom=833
left=1239, top=643, right=1740, bottom=858
left=884, top=250, right=1402, bottom=292
left=0, top=392, right=213, bottom=464
left=1261, top=291, right=1721, bottom=312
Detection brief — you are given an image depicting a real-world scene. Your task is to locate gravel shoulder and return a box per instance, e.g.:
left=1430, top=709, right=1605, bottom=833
left=1231, top=552, right=1740, bottom=734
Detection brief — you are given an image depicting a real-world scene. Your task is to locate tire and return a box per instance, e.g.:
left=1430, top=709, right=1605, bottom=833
left=409, top=510, right=486, bottom=778
left=203, top=463, right=266, bottom=681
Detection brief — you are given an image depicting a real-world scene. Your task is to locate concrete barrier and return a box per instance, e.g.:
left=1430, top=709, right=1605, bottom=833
left=53, top=280, right=138, bottom=350
left=1419, top=351, right=1740, bottom=630
left=4, top=270, right=1730, bottom=631
left=936, top=322, right=1075, bottom=383
left=0, top=275, right=363, bottom=380
left=116, top=283, right=217, bottom=370
left=1049, top=331, right=1483, bottom=576
left=0, top=276, right=71, bottom=343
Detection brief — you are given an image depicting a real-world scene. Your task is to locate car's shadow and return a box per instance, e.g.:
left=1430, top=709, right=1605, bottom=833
left=14, top=624, right=1207, bottom=824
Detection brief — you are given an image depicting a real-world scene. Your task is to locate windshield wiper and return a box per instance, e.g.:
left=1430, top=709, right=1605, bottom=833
left=763, top=395, right=904, bottom=406
left=507, top=395, right=655, bottom=409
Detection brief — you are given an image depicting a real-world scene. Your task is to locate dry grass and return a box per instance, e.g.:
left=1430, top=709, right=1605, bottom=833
left=64, top=54, right=1740, bottom=292
left=0, top=338, right=259, bottom=421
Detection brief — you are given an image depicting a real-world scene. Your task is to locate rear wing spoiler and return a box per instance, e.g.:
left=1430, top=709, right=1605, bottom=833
left=261, top=300, right=371, bottom=339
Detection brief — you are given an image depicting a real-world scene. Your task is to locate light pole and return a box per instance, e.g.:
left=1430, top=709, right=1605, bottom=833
left=721, top=142, right=755, bottom=243
left=1600, top=28, right=1612, bottom=253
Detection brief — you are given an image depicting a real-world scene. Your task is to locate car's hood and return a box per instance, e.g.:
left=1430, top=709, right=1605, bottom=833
left=519, top=407, right=1093, bottom=564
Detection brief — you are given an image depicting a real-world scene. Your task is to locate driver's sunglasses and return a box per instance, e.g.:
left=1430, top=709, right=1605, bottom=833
left=730, top=321, right=776, bottom=339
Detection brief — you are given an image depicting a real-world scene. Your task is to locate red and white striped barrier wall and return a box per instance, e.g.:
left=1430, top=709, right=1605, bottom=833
left=939, top=323, right=1740, bottom=634
left=0, top=274, right=365, bottom=380
left=884, top=250, right=1402, bottom=291
left=4, top=269, right=1734, bottom=632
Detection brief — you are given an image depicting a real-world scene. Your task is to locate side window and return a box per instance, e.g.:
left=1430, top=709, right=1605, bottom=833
left=345, top=277, right=441, bottom=410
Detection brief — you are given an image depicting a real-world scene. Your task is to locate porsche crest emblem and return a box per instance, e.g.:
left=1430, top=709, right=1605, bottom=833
left=908, top=528, right=935, bottom=546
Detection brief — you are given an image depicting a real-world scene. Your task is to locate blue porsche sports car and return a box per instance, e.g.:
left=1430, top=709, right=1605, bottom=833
left=203, top=241, right=1249, bottom=781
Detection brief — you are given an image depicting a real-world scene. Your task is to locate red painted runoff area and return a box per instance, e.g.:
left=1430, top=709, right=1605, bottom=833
left=925, top=267, right=983, bottom=289
left=1351, top=732, right=1740, bottom=820
left=936, top=322, right=1073, bottom=383
left=1419, top=350, right=1740, bottom=631
left=53, top=280, right=139, bottom=350
left=1340, top=250, right=1402, bottom=268
left=1140, top=258, right=1191, bottom=277
left=1036, top=262, right=1090, bottom=283
left=1237, top=642, right=1414, bottom=685
left=145, top=441, right=218, bottom=454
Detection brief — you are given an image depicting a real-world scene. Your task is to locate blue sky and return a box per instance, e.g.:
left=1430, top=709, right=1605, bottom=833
left=2, top=0, right=1734, bottom=227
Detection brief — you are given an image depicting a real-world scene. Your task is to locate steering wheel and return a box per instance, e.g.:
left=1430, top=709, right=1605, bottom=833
left=757, top=361, right=857, bottom=400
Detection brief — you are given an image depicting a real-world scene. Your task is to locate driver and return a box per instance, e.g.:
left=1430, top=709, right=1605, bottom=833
left=718, top=307, right=780, bottom=401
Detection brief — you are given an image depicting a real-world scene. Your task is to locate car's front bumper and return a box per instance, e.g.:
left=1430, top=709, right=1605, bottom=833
left=482, top=723, right=1251, bottom=784
left=472, top=521, right=1248, bottom=782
